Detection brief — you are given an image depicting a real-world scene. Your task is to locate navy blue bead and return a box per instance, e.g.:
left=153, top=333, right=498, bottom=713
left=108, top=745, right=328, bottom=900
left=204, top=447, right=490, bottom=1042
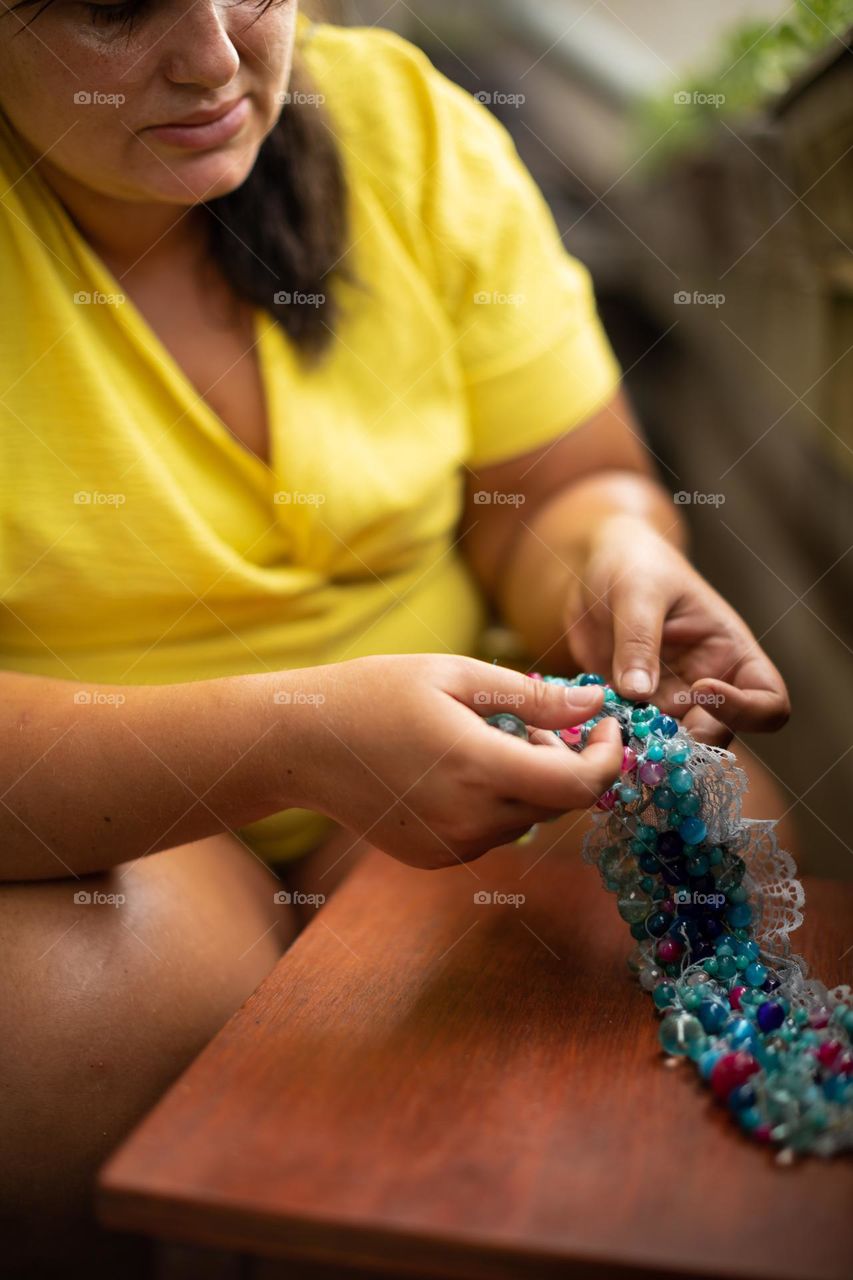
left=639, top=852, right=661, bottom=874
left=700, top=915, right=725, bottom=938
left=757, top=1001, right=785, bottom=1033
left=656, top=831, right=684, bottom=858
left=646, top=911, right=672, bottom=938
left=728, top=1083, right=757, bottom=1111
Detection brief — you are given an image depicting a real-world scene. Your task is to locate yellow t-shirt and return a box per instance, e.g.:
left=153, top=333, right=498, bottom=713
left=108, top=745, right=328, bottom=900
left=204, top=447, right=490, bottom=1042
left=0, top=17, right=621, bottom=866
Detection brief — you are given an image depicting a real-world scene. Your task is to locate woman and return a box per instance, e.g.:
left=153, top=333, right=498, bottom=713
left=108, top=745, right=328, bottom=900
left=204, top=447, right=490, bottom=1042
left=0, top=0, right=790, bottom=1258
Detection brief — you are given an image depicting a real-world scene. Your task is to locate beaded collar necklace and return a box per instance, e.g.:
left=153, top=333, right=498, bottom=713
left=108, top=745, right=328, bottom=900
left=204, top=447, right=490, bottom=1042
left=488, top=671, right=853, bottom=1161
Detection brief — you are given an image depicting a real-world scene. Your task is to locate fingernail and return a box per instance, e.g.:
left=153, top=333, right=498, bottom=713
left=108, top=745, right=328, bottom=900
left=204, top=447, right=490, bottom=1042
left=622, top=668, right=652, bottom=695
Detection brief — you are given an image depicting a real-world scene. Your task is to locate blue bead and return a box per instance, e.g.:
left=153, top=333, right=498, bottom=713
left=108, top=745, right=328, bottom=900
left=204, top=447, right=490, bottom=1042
left=579, top=673, right=605, bottom=685
left=698, top=1047, right=724, bottom=1080
left=737, top=1106, right=763, bottom=1130
left=651, top=715, right=678, bottom=738
left=728, top=1018, right=759, bottom=1049
left=728, top=1083, right=757, bottom=1110
left=678, top=817, right=707, bottom=844
left=669, top=768, right=693, bottom=795
left=646, top=911, right=673, bottom=937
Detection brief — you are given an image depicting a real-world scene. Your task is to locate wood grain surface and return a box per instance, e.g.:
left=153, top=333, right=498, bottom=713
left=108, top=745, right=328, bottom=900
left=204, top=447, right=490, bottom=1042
left=97, top=813, right=853, bottom=1280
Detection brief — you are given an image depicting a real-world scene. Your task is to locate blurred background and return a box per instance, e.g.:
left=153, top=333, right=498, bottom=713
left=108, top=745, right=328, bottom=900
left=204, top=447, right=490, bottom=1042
left=310, top=1, right=853, bottom=878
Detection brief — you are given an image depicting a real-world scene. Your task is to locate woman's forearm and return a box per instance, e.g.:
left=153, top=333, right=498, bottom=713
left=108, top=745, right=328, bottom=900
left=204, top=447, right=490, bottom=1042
left=0, top=669, right=308, bottom=881
left=496, top=470, right=688, bottom=673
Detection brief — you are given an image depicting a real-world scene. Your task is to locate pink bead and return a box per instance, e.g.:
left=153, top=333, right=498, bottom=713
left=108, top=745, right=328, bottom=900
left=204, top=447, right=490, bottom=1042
left=558, top=727, right=580, bottom=745
left=661, top=898, right=675, bottom=914
left=710, top=1051, right=759, bottom=1101
left=838, top=1053, right=853, bottom=1077
left=656, top=938, right=683, bottom=964
left=729, top=985, right=748, bottom=1010
left=639, top=760, right=665, bottom=786
left=753, top=1124, right=772, bottom=1143
left=809, top=1008, right=830, bottom=1029
left=527, top=671, right=543, bottom=680
left=816, top=1040, right=843, bottom=1070
left=621, top=747, right=638, bottom=774
left=596, top=788, right=617, bottom=811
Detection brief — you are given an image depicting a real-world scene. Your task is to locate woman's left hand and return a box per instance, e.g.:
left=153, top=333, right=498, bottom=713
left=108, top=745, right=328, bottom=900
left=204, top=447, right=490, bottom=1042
left=562, top=515, right=791, bottom=747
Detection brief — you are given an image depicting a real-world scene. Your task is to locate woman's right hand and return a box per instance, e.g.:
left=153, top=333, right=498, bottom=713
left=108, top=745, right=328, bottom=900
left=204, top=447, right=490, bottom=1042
left=278, top=654, right=624, bottom=869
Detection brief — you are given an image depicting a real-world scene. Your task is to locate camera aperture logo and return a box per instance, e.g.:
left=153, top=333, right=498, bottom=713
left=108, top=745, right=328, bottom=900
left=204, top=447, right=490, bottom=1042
left=474, top=890, right=525, bottom=907
left=273, top=890, right=325, bottom=907
left=74, top=889, right=126, bottom=907
left=673, top=888, right=726, bottom=909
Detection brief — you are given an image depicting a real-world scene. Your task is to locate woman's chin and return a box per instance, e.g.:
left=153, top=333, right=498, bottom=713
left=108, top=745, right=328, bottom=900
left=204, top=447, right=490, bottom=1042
left=141, top=147, right=261, bottom=205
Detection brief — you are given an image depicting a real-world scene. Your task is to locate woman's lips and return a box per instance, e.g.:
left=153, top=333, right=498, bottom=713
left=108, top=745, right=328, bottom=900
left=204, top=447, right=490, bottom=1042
left=144, top=96, right=251, bottom=150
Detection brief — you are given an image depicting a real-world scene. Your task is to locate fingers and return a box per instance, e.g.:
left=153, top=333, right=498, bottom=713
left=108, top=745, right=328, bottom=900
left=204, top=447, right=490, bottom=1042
left=690, top=670, right=791, bottom=735
left=447, top=659, right=608, bottom=730
left=488, top=714, right=623, bottom=810
left=609, top=578, right=668, bottom=700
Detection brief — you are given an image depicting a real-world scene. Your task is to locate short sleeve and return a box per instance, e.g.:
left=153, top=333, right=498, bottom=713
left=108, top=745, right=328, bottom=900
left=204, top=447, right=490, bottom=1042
left=414, top=69, right=623, bottom=467
left=300, top=21, right=622, bottom=469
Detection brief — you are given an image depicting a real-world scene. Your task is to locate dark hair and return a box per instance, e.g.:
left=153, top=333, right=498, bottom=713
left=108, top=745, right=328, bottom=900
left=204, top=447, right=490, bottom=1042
left=6, top=0, right=350, bottom=367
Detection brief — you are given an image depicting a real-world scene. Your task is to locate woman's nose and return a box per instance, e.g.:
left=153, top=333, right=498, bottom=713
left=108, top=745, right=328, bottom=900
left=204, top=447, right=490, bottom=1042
left=161, top=0, right=242, bottom=89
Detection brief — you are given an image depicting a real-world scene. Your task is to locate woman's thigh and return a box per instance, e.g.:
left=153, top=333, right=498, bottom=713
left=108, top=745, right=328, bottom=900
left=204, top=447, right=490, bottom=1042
left=0, top=831, right=298, bottom=1225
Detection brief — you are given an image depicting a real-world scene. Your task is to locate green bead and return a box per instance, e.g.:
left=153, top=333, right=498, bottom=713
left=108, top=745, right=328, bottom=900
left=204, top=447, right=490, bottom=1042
left=659, top=1012, right=705, bottom=1057
left=653, top=982, right=678, bottom=1009
left=703, top=957, right=719, bottom=976
left=486, top=713, right=528, bottom=739
left=617, top=889, right=651, bottom=924
left=716, top=955, right=737, bottom=980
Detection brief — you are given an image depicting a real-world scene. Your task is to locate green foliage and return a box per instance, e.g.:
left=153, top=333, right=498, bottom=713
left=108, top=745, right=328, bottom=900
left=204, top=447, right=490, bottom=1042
left=636, top=0, right=853, bottom=165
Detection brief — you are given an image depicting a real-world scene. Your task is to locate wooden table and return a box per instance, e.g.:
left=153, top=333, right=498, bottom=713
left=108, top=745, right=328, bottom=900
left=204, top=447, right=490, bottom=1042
left=97, top=815, right=853, bottom=1280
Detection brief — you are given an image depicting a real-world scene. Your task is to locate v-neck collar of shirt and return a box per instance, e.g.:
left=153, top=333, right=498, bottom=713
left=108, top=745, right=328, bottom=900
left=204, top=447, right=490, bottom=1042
left=36, top=164, right=282, bottom=490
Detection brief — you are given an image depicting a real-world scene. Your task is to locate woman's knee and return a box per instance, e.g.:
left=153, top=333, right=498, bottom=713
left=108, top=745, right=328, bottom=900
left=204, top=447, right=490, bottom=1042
left=0, top=832, right=297, bottom=1221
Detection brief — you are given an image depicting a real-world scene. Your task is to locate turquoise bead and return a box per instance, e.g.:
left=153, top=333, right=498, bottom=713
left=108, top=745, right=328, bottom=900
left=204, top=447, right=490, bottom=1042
left=636, top=823, right=657, bottom=842
left=703, top=957, right=719, bottom=976
left=698, top=1047, right=724, bottom=1080
left=645, top=740, right=665, bottom=762
left=669, top=768, right=693, bottom=795
left=604, top=687, right=618, bottom=702
left=666, top=741, right=691, bottom=763
left=716, top=955, right=738, bottom=980
left=726, top=902, right=753, bottom=928
left=631, top=705, right=656, bottom=723
left=687, top=856, right=710, bottom=876
left=579, top=673, right=605, bottom=685
left=633, top=721, right=651, bottom=739
left=737, top=1106, right=763, bottom=1130
left=653, top=786, right=676, bottom=810
left=676, top=793, right=701, bottom=817
left=618, top=785, right=641, bottom=804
